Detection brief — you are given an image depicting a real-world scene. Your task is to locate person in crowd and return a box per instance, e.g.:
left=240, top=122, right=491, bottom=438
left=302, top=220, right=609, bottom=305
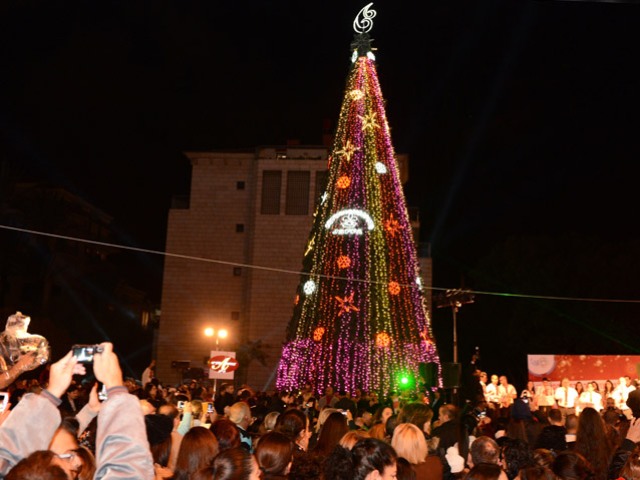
left=312, top=411, right=349, bottom=460
left=498, top=376, right=517, bottom=418
left=531, top=449, right=555, bottom=469
left=551, top=451, right=594, bottom=480
left=501, top=438, right=534, bottom=480
left=486, top=375, right=500, bottom=414
left=565, top=414, right=578, bottom=448
left=339, top=430, right=371, bottom=450
left=432, top=404, right=461, bottom=451
left=259, top=411, right=280, bottom=435
left=579, top=382, right=603, bottom=412
left=468, top=436, right=501, bottom=468
left=555, top=378, right=579, bottom=418
left=254, top=431, right=294, bottom=479
left=335, top=391, right=357, bottom=418
left=396, top=457, right=417, bottom=480
left=228, top=401, right=254, bottom=452
left=73, top=446, right=96, bottom=480
left=317, top=386, right=339, bottom=411
left=142, top=359, right=155, bottom=386
left=355, top=409, right=374, bottom=431
left=397, top=402, right=434, bottom=437
left=516, top=466, right=556, bottom=480
left=614, top=376, right=636, bottom=419
left=173, top=426, right=220, bottom=480
left=370, top=406, right=393, bottom=430
left=574, top=407, right=613, bottom=480
left=535, top=408, right=567, bottom=452
left=392, top=422, right=443, bottom=480
left=214, top=383, right=236, bottom=415
left=144, top=413, right=174, bottom=479
left=178, top=399, right=206, bottom=434
left=535, top=378, right=556, bottom=416
left=191, top=446, right=261, bottom=480
left=144, top=382, right=165, bottom=410
left=618, top=449, right=640, bottom=480
left=310, top=407, right=340, bottom=448
left=325, top=437, right=397, bottom=480
left=604, top=380, right=615, bottom=399
left=59, top=383, right=84, bottom=417
left=157, top=403, right=184, bottom=471
left=575, top=382, right=584, bottom=398
left=210, top=418, right=241, bottom=452
left=297, top=383, right=317, bottom=421
left=1, top=342, right=154, bottom=479
left=275, top=408, right=312, bottom=457
left=522, top=382, right=538, bottom=412
left=465, top=463, right=505, bottom=480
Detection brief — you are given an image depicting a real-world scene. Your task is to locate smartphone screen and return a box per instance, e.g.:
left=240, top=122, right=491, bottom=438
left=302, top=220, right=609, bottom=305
left=207, top=402, right=214, bottom=413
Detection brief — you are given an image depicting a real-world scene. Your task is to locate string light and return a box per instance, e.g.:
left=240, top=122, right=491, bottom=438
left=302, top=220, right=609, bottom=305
left=277, top=52, right=442, bottom=396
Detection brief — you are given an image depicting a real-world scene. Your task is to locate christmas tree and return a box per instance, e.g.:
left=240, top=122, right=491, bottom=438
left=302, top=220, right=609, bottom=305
left=276, top=4, right=441, bottom=397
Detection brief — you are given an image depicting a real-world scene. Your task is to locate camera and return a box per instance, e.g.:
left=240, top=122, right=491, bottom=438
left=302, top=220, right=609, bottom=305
left=177, top=401, right=186, bottom=410
left=72, top=344, right=103, bottom=363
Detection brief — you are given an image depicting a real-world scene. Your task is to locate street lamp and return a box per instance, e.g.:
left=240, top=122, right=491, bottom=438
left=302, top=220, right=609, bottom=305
left=204, top=327, right=228, bottom=347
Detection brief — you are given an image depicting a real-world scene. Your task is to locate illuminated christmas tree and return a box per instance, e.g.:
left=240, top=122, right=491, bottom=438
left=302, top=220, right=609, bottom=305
left=276, top=4, right=441, bottom=396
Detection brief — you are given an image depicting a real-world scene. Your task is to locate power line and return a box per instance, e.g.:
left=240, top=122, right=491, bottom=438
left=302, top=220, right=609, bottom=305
left=2, top=223, right=640, bottom=305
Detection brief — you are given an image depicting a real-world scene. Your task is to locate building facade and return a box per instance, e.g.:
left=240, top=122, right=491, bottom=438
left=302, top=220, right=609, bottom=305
left=156, top=145, right=429, bottom=389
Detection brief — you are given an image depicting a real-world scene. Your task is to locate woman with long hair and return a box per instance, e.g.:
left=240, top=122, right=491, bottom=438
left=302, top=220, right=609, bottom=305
left=604, top=380, right=615, bottom=399
left=255, top=431, right=294, bottom=479
left=574, top=407, right=613, bottom=480
left=391, top=423, right=442, bottom=480
left=210, top=418, right=241, bottom=452
left=192, top=447, right=261, bottom=480
left=551, top=451, right=595, bottom=480
left=173, top=426, right=220, bottom=480
left=397, top=403, right=434, bottom=437
left=312, top=411, right=349, bottom=459
left=325, top=438, right=397, bottom=480
left=275, top=409, right=312, bottom=456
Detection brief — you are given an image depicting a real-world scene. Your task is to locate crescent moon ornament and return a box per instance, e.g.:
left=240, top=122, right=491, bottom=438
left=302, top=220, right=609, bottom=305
left=353, top=3, right=377, bottom=34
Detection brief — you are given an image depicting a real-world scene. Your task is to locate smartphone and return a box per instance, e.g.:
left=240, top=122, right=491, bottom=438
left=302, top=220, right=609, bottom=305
left=207, top=402, right=214, bottom=414
left=0, top=392, right=8, bottom=413
left=72, top=344, right=102, bottom=363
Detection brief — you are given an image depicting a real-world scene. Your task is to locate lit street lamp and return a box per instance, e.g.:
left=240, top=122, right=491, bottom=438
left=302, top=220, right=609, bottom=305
left=204, top=327, right=228, bottom=347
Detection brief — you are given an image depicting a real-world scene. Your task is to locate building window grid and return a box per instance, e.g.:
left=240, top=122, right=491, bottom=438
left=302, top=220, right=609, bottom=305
left=260, top=170, right=282, bottom=214
left=285, top=171, right=310, bottom=215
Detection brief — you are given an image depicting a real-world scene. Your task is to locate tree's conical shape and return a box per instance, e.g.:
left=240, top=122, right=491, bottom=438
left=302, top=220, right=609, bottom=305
left=276, top=27, right=441, bottom=397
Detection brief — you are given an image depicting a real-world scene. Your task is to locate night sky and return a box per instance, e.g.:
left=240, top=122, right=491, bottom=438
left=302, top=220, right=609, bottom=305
left=2, top=1, right=640, bottom=386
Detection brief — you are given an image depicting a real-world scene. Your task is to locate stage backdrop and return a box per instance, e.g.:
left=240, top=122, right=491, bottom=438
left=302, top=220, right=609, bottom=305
left=528, top=354, right=640, bottom=384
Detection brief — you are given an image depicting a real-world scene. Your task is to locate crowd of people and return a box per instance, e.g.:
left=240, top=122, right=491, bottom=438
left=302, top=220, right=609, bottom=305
left=4, top=352, right=640, bottom=480
left=478, top=372, right=638, bottom=417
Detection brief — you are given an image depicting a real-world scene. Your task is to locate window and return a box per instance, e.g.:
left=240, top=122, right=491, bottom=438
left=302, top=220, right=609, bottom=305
left=236, top=181, right=245, bottom=190
left=233, top=267, right=242, bottom=276
left=261, top=171, right=282, bottom=214
left=231, top=311, right=240, bottom=321
left=285, top=171, right=310, bottom=215
left=236, top=224, right=245, bottom=233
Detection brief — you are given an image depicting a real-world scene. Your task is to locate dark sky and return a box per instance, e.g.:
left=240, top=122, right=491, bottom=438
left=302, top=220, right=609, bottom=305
left=2, top=1, right=640, bottom=377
